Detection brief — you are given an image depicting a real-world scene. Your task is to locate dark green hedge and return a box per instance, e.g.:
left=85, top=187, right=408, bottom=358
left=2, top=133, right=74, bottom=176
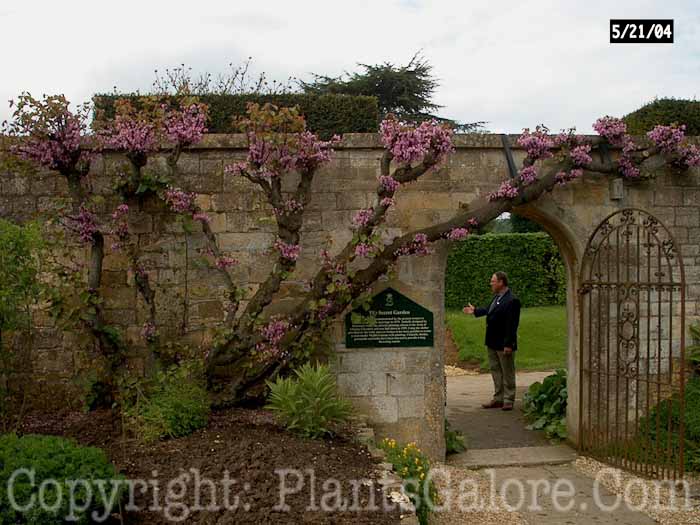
left=93, top=93, right=379, bottom=138
left=623, top=98, right=700, bottom=136
left=445, top=233, right=566, bottom=309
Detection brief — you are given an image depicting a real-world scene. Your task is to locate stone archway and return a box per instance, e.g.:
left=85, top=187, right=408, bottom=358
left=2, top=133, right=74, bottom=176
left=512, top=202, right=585, bottom=446
left=440, top=202, right=584, bottom=456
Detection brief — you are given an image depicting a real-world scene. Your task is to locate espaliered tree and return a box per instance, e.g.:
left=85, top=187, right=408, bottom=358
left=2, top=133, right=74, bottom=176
left=2, top=94, right=699, bottom=406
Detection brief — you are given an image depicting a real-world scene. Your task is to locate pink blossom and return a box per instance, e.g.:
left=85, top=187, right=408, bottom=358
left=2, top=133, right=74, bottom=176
left=255, top=317, right=291, bottom=359
left=101, top=114, right=158, bottom=155
left=289, top=131, right=339, bottom=173
left=647, top=124, right=686, bottom=154
left=517, top=126, right=553, bottom=161
left=192, top=213, right=210, bottom=224
left=224, top=161, right=247, bottom=177
left=380, top=117, right=453, bottom=165
left=395, top=233, right=432, bottom=257
left=163, top=102, right=207, bottom=146
left=554, top=168, right=584, bottom=185
left=467, top=217, right=479, bottom=227
left=5, top=94, right=90, bottom=173
left=488, top=180, right=519, bottom=201
left=570, top=144, right=593, bottom=167
left=354, top=243, right=374, bottom=258
left=618, top=156, right=640, bottom=179
left=593, top=117, right=641, bottom=178
left=109, top=204, right=130, bottom=249
left=379, top=175, right=401, bottom=192
left=12, top=116, right=85, bottom=171
left=163, top=187, right=197, bottom=214
left=74, top=206, right=98, bottom=244
left=275, top=239, right=301, bottom=261
left=380, top=197, right=396, bottom=207
left=352, top=208, right=374, bottom=228
left=519, top=165, right=538, bottom=186
left=679, top=144, right=700, bottom=167
left=215, top=256, right=238, bottom=269
left=241, top=130, right=337, bottom=180
left=111, top=204, right=129, bottom=219
left=274, top=199, right=304, bottom=216
left=447, top=227, right=470, bottom=241
left=593, top=116, right=627, bottom=144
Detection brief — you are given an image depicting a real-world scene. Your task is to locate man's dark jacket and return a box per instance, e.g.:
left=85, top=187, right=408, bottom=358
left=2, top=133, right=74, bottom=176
left=474, top=289, right=521, bottom=351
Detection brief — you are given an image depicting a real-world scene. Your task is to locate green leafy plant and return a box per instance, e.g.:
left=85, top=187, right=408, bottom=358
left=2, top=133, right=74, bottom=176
left=636, top=376, right=700, bottom=472
left=523, top=369, right=568, bottom=440
left=266, top=363, right=352, bottom=438
left=0, top=433, right=124, bottom=524
left=0, top=220, right=45, bottom=431
left=124, top=361, right=210, bottom=442
left=379, top=438, right=438, bottom=525
left=445, top=419, right=467, bottom=454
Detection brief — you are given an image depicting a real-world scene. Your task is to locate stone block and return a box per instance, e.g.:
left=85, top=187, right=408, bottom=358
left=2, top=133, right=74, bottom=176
left=219, top=232, right=274, bottom=253
left=388, top=373, right=425, bottom=397
left=321, top=210, right=354, bottom=230
left=176, top=153, right=200, bottom=175
left=206, top=212, right=227, bottom=233
left=349, top=396, right=398, bottom=424
left=128, top=213, right=153, bottom=234
left=337, top=372, right=388, bottom=396
left=653, top=189, right=682, bottom=206
left=336, top=191, right=368, bottom=210
left=676, top=207, right=700, bottom=227
left=398, top=396, right=425, bottom=418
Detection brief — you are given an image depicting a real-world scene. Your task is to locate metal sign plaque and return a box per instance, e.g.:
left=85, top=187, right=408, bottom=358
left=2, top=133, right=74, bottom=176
left=344, top=287, right=434, bottom=348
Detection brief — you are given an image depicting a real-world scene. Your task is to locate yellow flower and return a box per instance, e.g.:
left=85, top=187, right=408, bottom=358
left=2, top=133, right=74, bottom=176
left=420, top=473, right=425, bottom=480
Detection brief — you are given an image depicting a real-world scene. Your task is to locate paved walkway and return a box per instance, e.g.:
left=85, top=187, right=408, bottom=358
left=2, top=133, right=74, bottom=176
left=442, top=371, right=657, bottom=524
left=447, top=371, right=553, bottom=450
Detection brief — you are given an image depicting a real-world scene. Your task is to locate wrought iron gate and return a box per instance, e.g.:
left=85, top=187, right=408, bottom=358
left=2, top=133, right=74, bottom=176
left=579, top=208, right=686, bottom=479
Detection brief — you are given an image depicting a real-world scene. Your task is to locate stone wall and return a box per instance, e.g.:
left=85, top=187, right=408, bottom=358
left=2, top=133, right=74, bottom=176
left=1, top=133, right=698, bottom=461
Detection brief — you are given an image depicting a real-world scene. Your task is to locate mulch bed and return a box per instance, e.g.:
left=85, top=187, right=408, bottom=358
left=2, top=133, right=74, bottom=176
left=18, top=408, right=403, bottom=524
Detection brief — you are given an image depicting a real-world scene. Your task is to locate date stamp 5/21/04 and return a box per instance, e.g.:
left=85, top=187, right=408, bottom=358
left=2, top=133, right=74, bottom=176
left=610, top=19, right=674, bottom=44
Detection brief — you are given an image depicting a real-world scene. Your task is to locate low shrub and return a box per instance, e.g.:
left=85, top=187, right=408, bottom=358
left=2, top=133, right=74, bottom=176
left=124, top=361, right=210, bottom=442
left=444, top=419, right=467, bottom=454
left=637, top=376, right=700, bottom=472
left=266, top=363, right=352, bottom=438
left=523, top=369, right=568, bottom=440
left=378, top=438, right=438, bottom=525
left=93, top=93, right=379, bottom=138
left=0, top=434, right=123, bottom=524
left=623, top=98, right=700, bottom=136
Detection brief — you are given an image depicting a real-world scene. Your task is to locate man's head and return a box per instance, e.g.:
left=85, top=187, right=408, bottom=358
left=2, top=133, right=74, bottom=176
left=490, top=271, right=509, bottom=294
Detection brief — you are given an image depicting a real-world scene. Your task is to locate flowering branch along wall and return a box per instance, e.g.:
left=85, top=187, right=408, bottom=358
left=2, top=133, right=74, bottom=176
left=2, top=92, right=698, bottom=405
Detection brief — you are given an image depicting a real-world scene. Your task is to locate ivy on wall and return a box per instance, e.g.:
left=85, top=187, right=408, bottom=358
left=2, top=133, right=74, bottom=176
left=93, top=93, right=379, bottom=139
left=445, top=233, right=566, bottom=309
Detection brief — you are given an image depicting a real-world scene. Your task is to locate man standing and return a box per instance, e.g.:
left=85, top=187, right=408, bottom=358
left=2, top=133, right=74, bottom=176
left=463, top=271, right=521, bottom=411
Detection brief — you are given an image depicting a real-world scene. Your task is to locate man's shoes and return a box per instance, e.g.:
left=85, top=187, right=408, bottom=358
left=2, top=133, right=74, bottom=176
left=502, top=403, right=514, bottom=411
left=481, top=400, right=504, bottom=409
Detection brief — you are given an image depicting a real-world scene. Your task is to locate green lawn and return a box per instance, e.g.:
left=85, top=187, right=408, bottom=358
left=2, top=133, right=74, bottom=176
left=446, top=305, right=568, bottom=371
